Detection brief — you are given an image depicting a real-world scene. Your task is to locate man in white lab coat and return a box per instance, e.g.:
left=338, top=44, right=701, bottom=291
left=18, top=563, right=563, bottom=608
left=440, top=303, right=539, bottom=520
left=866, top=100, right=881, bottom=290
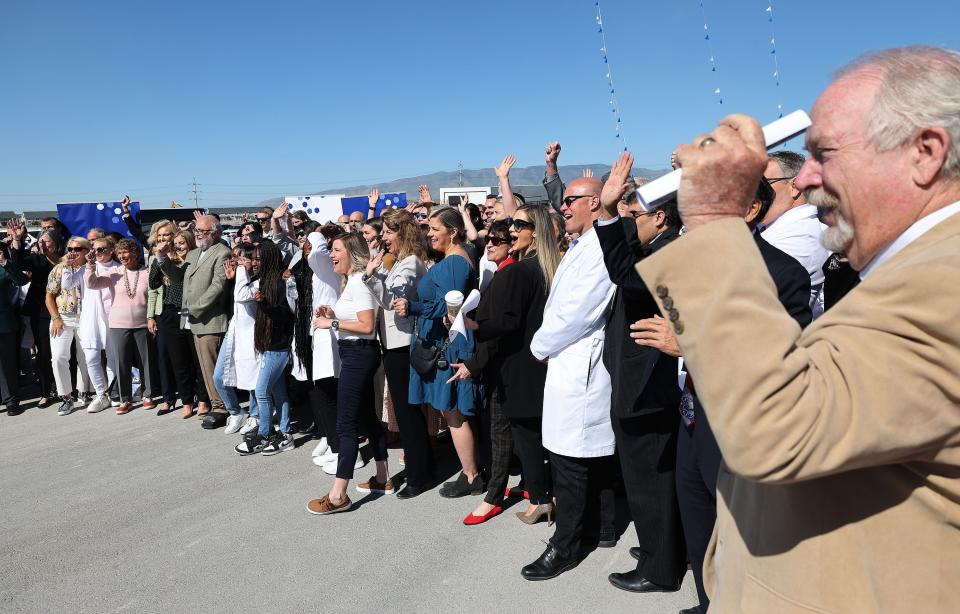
left=523, top=177, right=618, bottom=581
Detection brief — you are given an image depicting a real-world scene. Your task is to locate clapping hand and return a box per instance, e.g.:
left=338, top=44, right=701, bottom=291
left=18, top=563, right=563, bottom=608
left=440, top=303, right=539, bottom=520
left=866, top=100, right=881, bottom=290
left=393, top=297, right=409, bottom=317
left=315, top=305, right=334, bottom=318
left=366, top=250, right=383, bottom=276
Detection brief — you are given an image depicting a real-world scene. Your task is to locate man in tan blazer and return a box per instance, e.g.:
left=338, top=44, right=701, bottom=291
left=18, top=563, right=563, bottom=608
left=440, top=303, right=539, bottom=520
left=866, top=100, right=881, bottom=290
left=632, top=46, right=960, bottom=612
left=176, top=214, right=231, bottom=425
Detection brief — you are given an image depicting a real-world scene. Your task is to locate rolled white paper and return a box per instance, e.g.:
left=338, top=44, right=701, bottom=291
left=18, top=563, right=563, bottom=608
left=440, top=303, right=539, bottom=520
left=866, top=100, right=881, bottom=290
left=636, top=109, right=812, bottom=210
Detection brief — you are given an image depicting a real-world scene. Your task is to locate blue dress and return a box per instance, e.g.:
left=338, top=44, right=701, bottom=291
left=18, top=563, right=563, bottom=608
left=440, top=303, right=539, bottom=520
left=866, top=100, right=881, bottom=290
left=408, top=254, right=479, bottom=415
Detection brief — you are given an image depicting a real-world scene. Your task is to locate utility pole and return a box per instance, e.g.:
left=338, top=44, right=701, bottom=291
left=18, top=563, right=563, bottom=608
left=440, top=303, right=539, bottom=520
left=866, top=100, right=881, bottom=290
left=457, top=161, right=464, bottom=187
left=190, top=177, right=202, bottom=210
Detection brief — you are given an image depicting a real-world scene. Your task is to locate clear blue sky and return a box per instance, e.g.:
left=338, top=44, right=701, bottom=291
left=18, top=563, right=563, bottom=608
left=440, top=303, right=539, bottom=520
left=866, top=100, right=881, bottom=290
left=1, top=0, right=956, bottom=211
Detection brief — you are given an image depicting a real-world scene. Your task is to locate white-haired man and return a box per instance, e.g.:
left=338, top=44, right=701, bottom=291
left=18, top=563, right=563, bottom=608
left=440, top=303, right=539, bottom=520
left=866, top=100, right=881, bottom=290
left=636, top=46, right=960, bottom=612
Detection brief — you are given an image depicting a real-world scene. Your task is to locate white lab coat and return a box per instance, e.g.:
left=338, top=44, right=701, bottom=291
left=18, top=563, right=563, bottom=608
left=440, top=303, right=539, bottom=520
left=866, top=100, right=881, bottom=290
left=530, top=227, right=617, bottom=458
left=292, top=232, right=341, bottom=381
left=62, top=261, right=116, bottom=351
left=221, top=266, right=261, bottom=391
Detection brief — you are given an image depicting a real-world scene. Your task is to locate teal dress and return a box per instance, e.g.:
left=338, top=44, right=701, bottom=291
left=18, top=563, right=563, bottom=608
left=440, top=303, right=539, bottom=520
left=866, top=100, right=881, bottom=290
left=408, top=254, right=479, bottom=415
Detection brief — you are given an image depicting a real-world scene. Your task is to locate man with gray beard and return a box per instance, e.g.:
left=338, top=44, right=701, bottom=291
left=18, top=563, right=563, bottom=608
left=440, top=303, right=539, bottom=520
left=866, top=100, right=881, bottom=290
left=634, top=46, right=960, bottom=612
left=162, top=214, right=231, bottom=428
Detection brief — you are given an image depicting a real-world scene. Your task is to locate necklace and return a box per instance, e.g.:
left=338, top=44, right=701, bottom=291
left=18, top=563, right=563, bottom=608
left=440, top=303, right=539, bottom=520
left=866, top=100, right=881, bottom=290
left=123, top=267, right=140, bottom=298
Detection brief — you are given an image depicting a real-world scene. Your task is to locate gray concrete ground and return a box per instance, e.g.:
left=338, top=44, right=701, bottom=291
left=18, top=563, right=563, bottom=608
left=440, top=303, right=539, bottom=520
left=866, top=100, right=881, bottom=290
left=0, top=398, right=697, bottom=613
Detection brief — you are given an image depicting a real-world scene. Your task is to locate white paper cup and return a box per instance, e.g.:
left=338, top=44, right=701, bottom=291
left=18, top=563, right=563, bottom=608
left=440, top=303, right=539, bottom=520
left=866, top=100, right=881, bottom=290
left=445, top=290, right=465, bottom=320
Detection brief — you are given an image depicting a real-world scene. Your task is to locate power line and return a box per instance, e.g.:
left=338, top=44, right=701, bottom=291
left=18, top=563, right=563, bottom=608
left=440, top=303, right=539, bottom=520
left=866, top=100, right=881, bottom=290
left=190, top=178, right=202, bottom=209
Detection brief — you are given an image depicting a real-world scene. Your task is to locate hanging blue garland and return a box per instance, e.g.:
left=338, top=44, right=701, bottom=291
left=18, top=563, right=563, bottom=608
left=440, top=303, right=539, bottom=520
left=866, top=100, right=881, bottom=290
left=766, top=1, right=784, bottom=118
left=595, top=2, right=628, bottom=152
left=698, top=0, right=723, bottom=105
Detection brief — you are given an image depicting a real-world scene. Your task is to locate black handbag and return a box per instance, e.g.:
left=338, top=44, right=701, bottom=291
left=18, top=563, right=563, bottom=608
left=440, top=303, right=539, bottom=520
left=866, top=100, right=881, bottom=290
left=410, top=319, right=451, bottom=376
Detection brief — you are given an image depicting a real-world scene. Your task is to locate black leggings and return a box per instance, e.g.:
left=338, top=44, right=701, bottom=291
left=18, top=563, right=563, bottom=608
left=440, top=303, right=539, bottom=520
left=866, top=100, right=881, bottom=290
left=0, top=331, right=20, bottom=408
left=155, top=308, right=196, bottom=405
left=310, top=376, right=339, bottom=453
left=30, top=315, right=55, bottom=397
left=335, top=342, right=386, bottom=480
left=382, top=346, right=434, bottom=489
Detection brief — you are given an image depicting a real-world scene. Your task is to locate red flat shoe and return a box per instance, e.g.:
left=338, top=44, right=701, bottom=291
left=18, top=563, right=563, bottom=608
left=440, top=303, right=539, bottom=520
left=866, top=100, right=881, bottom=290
left=463, top=506, right=503, bottom=526
left=505, top=486, right=530, bottom=500
left=116, top=402, right=133, bottom=415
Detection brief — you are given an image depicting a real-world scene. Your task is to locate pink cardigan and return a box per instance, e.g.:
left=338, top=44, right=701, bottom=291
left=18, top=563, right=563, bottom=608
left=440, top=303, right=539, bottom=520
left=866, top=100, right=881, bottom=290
left=84, top=264, right=149, bottom=329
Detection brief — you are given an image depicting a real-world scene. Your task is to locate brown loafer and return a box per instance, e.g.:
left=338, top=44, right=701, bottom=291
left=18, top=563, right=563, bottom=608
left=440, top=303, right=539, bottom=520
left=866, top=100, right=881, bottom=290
left=306, top=494, right=352, bottom=515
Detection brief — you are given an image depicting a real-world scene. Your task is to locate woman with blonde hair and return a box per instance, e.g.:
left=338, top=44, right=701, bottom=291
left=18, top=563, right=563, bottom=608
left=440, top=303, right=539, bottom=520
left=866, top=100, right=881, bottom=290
left=360, top=208, right=434, bottom=498
left=144, top=220, right=178, bottom=414
left=307, top=232, right=389, bottom=514
left=453, top=204, right=559, bottom=525
left=45, top=236, right=95, bottom=416
left=150, top=229, right=199, bottom=418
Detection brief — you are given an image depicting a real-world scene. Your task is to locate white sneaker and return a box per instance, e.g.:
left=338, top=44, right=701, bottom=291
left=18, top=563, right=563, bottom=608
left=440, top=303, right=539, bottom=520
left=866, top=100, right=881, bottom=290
left=321, top=455, right=366, bottom=475
left=313, top=449, right=337, bottom=467
left=224, top=413, right=246, bottom=435
left=239, top=416, right=259, bottom=435
left=87, top=393, right=112, bottom=414
left=311, top=438, right=329, bottom=457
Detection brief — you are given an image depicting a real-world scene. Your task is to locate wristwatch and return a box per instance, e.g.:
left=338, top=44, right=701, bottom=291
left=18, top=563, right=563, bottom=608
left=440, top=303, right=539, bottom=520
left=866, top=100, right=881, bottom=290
left=331, top=319, right=340, bottom=330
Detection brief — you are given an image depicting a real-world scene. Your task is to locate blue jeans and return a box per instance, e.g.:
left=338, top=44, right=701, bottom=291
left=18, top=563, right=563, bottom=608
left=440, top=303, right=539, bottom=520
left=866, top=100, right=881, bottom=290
left=256, top=350, right=291, bottom=437
left=213, top=343, right=252, bottom=417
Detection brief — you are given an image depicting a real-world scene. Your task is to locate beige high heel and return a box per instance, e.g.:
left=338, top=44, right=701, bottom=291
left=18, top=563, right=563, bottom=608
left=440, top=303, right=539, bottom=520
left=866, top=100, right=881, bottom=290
left=516, top=502, right=554, bottom=525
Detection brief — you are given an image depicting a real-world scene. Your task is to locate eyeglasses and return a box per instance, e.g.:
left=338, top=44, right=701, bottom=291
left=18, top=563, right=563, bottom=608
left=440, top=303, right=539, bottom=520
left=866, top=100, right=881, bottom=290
left=67, top=246, right=87, bottom=252
left=766, top=176, right=795, bottom=184
left=562, top=195, right=591, bottom=207
left=625, top=209, right=657, bottom=219
left=94, top=247, right=110, bottom=254
left=295, top=231, right=306, bottom=238
left=413, top=212, right=429, bottom=220
left=487, top=236, right=512, bottom=246
left=511, top=218, right=535, bottom=231
left=194, top=229, right=215, bottom=236
left=256, top=216, right=271, bottom=223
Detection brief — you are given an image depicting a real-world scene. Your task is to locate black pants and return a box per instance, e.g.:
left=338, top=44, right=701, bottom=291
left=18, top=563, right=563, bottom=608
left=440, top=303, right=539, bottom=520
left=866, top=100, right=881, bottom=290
left=549, top=452, right=617, bottom=560
left=29, top=315, right=55, bottom=398
left=155, top=308, right=197, bottom=405
left=382, top=346, right=434, bottom=489
left=0, top=330, right=20, bottom=408
left=483, top=394, right=513, bottom=505
left=310, top=376, right=339, bottom=453
left=511, top=416, right=550, bottom=505
left=335, top=342, right=386, bottom=480
left=612, top=409, right=687, bottom=586
left=676, top=397, right=722, bottom=610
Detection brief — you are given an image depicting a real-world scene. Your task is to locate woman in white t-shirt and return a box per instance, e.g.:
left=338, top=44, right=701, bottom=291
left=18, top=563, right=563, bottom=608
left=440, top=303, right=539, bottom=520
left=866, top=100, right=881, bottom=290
left=306, top=232, right=391, bottom=515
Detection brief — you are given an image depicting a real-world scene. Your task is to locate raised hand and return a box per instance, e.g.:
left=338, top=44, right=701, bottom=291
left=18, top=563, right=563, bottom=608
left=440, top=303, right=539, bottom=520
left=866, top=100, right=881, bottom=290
left=155, top=240, right=170, bottom=257
left=418, top=184, right=432, bottom=203
left=273, top=202, right=290, bottom=219
left=670, top=151, right=679, bottom=170
left=7, top=218, right=26, bottom=243
left=193, top=209, right=204, bottom=223
left=223, top=258, right=237, bottom=280
left=545, top=141, right=561, bottom=172
left=582, top=168, right=594, bottom=178
left=600, top=151, right=634, bottom=217
left=85, top=250, right=96, bottom=267
left=121, top=195, right=132, bottom=217
left=365, top=250, right=383, bottom=276
left=368, top=188, right=380, bottom=208
left=494, top=154, right=516, bottom=178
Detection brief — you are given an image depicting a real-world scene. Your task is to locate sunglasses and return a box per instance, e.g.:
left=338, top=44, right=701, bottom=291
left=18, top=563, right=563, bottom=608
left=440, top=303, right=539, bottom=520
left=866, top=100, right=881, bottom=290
left=94, top=247, right=111, bottom=254
left=296, top=231, right=306, bottom=238
left=510, top=218, right=535, bottom=231
left=67, top=246, right=87, bottom=253
left=413, top=212, right=429, bottom=220
left=256, top=216, right=271, bottom=223
left=487, top=236, right=512, bottom=247
left=562, top=194, right=591, bottom=207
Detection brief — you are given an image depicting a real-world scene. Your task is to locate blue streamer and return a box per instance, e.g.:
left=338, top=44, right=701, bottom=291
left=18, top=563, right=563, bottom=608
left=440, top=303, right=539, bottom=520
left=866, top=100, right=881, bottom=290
left=766, top=1, right=784, bottom=117
left=595, top=1, right=628, bottom=152
left=698, top=1, right=723, bottom=105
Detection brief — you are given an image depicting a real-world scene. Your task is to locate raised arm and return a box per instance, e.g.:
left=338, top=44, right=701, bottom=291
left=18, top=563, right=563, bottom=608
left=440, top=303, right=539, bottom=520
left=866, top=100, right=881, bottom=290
left=543, top=141, right=565, bottom=214
left=494, top=155, right=518, bottom=218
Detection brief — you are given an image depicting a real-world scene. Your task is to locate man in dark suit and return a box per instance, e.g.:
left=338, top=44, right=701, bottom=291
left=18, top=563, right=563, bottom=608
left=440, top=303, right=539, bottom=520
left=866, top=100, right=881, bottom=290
left=594, top=173, right=687, bottom=594
left=629, top=167, right=811, bottom=614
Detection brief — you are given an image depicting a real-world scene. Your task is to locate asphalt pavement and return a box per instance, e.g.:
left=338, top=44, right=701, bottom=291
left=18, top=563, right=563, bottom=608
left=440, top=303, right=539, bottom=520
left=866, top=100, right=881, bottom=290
left=0, top=396, right=697, bottom=613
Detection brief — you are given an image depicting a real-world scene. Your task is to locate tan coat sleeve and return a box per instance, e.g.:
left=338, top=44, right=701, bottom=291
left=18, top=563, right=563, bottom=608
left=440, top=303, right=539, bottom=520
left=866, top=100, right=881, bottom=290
left=636, top=218, right=960, bottom=483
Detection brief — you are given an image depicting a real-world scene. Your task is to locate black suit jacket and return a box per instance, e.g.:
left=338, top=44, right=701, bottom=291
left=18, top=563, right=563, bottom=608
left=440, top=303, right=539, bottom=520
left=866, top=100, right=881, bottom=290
left=596, top=218, right=682, bottom=419
left=755, top=233, right=813, bottom=328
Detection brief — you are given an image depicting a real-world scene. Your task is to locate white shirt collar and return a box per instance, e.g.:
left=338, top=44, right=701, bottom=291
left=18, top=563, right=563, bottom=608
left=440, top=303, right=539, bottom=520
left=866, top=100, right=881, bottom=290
left=859, top=200, right=960, bottom=280
left=767, top=203, right=819, bottom=229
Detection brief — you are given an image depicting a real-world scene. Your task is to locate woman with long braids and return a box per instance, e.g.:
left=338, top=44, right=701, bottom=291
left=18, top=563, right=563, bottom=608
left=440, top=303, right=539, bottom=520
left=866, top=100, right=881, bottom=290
left=307, top=232, right=388, bottom=515
left=453, top=204, right=559, bottom=525
left=360, top=208, right=433, bottom=498
left=85, top=238, right=153, bottom=415
left=235, top=239, right=296, bottom=455
left=291, top=224, right=343, bottom=466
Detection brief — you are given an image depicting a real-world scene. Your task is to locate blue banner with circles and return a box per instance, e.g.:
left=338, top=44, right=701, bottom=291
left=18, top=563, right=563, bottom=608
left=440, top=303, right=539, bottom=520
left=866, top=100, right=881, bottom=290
left=56, top=201, right=141, bottom=242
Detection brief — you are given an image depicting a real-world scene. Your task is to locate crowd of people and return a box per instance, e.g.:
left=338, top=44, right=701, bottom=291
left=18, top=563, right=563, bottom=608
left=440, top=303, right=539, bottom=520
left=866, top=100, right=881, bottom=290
left=2, top=45, right=958, bottom=614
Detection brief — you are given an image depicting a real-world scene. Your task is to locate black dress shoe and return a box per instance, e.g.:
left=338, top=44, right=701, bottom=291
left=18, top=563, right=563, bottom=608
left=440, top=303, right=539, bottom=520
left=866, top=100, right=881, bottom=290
left=597, top=536, right=618, bottom=548
left=396, top=484, right=427, bottom=500
left=679, top=606, right=704, bottom=614
left=201, top=412, right=228, bottom=429
left=521, top=544, right=579, bottom=581
left=629, top=546, right=643, bottom=562
left=6, top=405, right=23, bottom=417
left=608, top=569, right=681, bottom=593
left=438, top=472, right=485, bottom=498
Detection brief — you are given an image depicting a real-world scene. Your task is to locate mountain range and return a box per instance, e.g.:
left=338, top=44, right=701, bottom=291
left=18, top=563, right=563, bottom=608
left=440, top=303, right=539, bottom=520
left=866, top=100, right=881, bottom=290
left=253, top=164, right=669, bottom=208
